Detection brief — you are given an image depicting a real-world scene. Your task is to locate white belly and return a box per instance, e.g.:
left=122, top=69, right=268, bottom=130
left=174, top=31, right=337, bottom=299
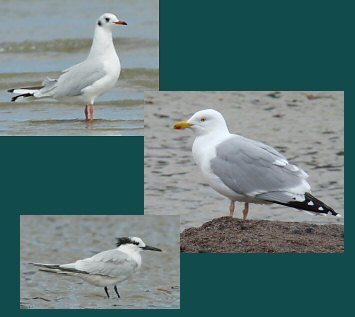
left=82, top=57, right=121, bottom=104
left=74, top=272, right=132, bottom=287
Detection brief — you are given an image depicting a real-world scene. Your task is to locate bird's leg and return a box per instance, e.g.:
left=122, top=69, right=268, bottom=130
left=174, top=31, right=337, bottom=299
left=229, top=200, right=235, bottom=218
left=85, top=105, right=89, bottom=121
left=114, top=285, right=120, bottom=299
left=90, top=104, right=94, bottom=122
left=242, top=202, right=249, bottom=221
left=104, top=286, right=110, bottom=298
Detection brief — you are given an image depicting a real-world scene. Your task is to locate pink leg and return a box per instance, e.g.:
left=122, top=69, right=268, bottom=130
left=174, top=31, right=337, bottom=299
left=242, top=202, right=249, bottom=220
left=84, top=105, right=89, bottom=121
left=90, top=104, right=94, bottom=121
left=229, top=200, right=235, bottom=218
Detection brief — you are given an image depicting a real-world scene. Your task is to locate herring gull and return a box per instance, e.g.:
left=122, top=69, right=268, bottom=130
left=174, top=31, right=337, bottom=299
left=174, top=109, right=339, bottom=220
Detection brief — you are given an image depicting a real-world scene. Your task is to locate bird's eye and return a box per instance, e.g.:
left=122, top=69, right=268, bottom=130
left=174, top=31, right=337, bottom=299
left=201, top=118, right=206, bottom=122
left=105, top=17, right=110, bottom=22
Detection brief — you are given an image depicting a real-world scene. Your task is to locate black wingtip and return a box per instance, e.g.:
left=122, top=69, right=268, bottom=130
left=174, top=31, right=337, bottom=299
left=10, top=92, right=34, bottom=102
left=274, top=192, right=339, bottom=216
left=7, top=89, right=14, bottom=93
left=31, top=263, right=61, bottom=269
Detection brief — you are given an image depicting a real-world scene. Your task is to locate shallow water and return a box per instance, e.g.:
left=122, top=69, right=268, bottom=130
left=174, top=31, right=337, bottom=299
left=20, top=215, right=180, bottom=309
left=0, top=0, right=159, bottom=135
left=144, top=91, right=344, bottom=230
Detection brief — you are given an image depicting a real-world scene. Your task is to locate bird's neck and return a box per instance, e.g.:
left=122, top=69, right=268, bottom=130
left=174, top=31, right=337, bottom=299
left=192, top=129, right=231, bottom=166
left=88, top=27, right=117, bottom=58
left=117, top=245, right=142, bottom=268
left=195, top=125, right=230, bottom=138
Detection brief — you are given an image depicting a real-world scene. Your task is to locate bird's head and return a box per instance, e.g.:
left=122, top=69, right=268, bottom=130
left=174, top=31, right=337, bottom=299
left=174, top=109, right=229, bottom=136
left=97, top=13, right=127, bottom=30
left=116, top=237, right=162, bottom=252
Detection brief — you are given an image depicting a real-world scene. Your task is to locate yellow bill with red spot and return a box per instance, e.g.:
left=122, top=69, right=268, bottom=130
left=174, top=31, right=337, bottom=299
left=173, top=121, right=193, bottom=129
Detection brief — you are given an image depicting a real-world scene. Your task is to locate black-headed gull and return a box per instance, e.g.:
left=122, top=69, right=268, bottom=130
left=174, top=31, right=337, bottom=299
left=8, top=13, right=127, bottom=122
left=174, top=109, right=339, bottom=219
left=31, top=237, right=162, bottom=299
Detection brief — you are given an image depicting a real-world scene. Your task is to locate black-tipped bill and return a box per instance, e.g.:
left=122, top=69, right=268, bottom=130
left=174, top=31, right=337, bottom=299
left=142, top=245, right=162, bottom=252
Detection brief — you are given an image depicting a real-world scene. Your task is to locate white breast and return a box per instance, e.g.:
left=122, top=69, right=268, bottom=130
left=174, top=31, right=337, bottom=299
left=192, top=134, right=270, bottom=204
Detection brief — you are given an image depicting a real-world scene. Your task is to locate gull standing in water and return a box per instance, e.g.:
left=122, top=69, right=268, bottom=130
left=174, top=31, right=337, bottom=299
left=32, top=237, right=162, bottom=299
left=8, top=13, right=127, bottom=122
left=174, top=109, right=339, bottom=220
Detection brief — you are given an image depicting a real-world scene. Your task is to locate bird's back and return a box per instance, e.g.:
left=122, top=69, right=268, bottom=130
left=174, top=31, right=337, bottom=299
left=67, top=249, right=138, bottom=276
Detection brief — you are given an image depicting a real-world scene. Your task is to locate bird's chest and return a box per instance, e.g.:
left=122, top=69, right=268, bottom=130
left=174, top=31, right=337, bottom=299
left=129, top=252, right=142, bottom=269
left=192, top=136, right=244, bottom=200
left=103, top=55, right=121, bottom=78
left=192, top=138, right=219, bottom=178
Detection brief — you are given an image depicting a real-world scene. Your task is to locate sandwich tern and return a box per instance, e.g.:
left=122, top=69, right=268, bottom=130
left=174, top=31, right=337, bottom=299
left=31, top=237, right=162, bottom=299
left=8, top=13, right=127, bottom=122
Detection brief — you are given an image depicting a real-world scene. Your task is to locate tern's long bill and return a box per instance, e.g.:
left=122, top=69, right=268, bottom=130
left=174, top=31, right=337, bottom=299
left=142, top=245, right=162, bottom=252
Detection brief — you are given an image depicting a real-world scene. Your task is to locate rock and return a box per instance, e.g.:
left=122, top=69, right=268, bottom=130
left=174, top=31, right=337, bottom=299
left=180, top=217, right=344, bottom=253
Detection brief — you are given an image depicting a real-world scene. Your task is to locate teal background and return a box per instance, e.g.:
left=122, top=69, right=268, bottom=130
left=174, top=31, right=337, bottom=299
left=2, top=137, right=143, bottom=214
left=160, top=0, right=350, bottom=91
left=5, top=137, right=143, bottom=312
left=160, top=0, right=349, bottom=316
left=1, top=0, right=350, bottom=314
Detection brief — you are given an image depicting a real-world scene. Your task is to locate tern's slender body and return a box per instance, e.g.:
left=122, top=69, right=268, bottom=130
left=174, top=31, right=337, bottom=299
left=8, top=13, right=127, bottom=122
left=32, top=237, right=162, bottom=299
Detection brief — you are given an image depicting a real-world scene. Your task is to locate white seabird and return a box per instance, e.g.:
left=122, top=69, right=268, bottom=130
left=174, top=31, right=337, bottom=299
left=8, top=13, right=127, bottom=122
left=174, top=109, right=339, bottom=219
left=31, top=237, right=162, bottom=299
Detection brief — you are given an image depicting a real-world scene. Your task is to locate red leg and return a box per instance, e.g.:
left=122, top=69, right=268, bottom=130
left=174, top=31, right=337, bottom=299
left=85, top=105, right=88, bottom=121
left=90, top=104, right=94, bottom=121
left=229, top=200, right=235, bottom=218
left=242, top=202, right=249, bottom=220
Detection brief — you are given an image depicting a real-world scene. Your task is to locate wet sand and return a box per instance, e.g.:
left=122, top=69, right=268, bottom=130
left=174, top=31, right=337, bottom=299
left=180, top=217, right=344, bottom=253
left=0, top=99, right=144, bottom=136
left=20, top=215, right=180, bottom=309
left=144, top=91, right=344, bottom=230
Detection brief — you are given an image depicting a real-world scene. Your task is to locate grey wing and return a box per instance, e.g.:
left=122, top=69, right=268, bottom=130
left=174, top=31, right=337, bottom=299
left=245, top=137, right=287, bottom=160
left=38, top=60, right=107, bottom=98
left=210, top=135, right=309, bottom=203
left=70, top=250, right=138, bottom=277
